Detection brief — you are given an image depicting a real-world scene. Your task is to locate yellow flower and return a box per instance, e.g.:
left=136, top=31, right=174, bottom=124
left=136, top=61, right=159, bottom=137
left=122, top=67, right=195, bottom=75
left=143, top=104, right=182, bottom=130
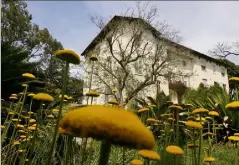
left=22, top=73, right=35, bottom=79
left=23, top=116, right=30, bottom=119
left=187, top=144, right=199, bottom=148
left=138, top=150, right=160, bottom=160
left=67, top=96, right=73, bottom=100
left=29, top=119, right=36, bottom=123
left=166, top=145, right=184, bottom=155
left=12, top=119, right=21, bottom=122
left=196, top=117, right=206, bottom=122
left=185, top=120, right=203, bottom=129
left=89, top=55, right=98, bottom=61
left=22, top=84, right=28, bottom=87
left=234, top=133, right=239, bottom=136
left=47, top=114, right=54, bottom=118
left=226, top=101, right=239, bottom=111
left=168, top=105, right=183, bottom=111
left=1, top=125, right=5, bottom=129
left=208, top=111, right=219, bottom=116
left=228, top=136, right=239, bottom=141
left=130, top=159, right=143, bottom=165
left=59, top=105, right=155, bottom=149
left=18, top=149, right=26, bottom=153
left=108, top=99, right=118, bottom=105
left=86, top=91, right=100, bottom=97
left=191, top=108, right=209, bottom=114
left=205, top=117, right=212, bottom=120
left=27, top=126, right=36, bottom=131
left=17, top=124, right=24, bottom=129
left=25, top=159, right=29, bottom=162
left=18, top=130, right=26, bottom=133
left=11, top=94, right=17, bottom=97
left=52, top=109, right=59, bottom=113
left=31, top=124, right=37, bottom=127
left=28, top=112, right=34, bottom=115
left=59, top=94, right=69, bottom=99
left=20, top=135, right=26, bottom=138
left=137, top=107, right=149, bottom=113
left=204, top=157, right=216, bottom=162
left=8, top=112, right=14, bottom=115
left=55, top=49, right=80, bottom=64
left=168, top=117, right=175, bottom=121
left=229, top=77, right=239, bottom=83
left=9, top=96, right=18, bottom=100
left=13, top=141, right=21, bottom=146
left=33, top=93, right=54, bottom=102
left=147, top=118, right=156, bottom=123
left=28, top=93, right=35, bottom=97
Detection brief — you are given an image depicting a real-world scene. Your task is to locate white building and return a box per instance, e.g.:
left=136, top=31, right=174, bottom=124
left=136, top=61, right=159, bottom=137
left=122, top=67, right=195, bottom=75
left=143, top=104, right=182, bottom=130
left=81, top=16, right=229, bottom=105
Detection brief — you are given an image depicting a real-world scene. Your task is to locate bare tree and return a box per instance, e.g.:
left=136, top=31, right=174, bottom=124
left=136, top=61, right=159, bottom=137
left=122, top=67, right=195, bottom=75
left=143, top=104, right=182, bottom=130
left=83, top=1, right=189, bottom=105
left=209, top=41, right=239, bottom=58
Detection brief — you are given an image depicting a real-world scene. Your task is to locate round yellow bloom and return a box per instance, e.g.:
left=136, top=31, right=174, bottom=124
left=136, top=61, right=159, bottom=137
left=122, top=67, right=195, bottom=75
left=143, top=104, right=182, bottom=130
left=18, top=130, right=25, bottom=133
left=147, top=118, right=156, bottom=123
left=18, top=149, right=26, bottom=153
left=196, top=117, right=206, bottom=122
left=204, top=157, right=216, bottom=162
left=47, top=114, right=54, bottom=118
left=33, top=93, right=54, bottom=102
left=17, top=124, right=24, bottom=129
left=192, top=108, right=209, bottom=114
left=130, top=159, right=143, bottom=165
left=228, top=136, right=239, bottom=141
left=9, top=96, right=18, bottom=100
left=234, top=133, right=239, bottom=136
left=229, top=77, right=239, bottom=83
left=137, top=107, right=149, bottom=113
left=185, top=120, right=203, bottom=129
left=166, top=145, right=184, bottom=155
left=23, top=116, right=30, bottom=119
left=11, top=94, right=17, bottom=97
left=226, top=101, right=239, bottom=111
left=86, top=91, right=100, bottom=97
left=60, top=105, right=155, bottom=149
left=59, top=94, right=69, bottom=99
left=108, top=99, right=118, bottom=105
left=31, top=124, right=37, bottom=127
left=52, top=109, right=59, bottom=113
left=55, top=49, right=80, bottom=64
left=28, top=93, right=35, bottom=97
left=25, top=159, right=29, bottom=162
left=22, top=73, right=35, bottom=79
left=28, top=112, right=34, bottom=115
left=12, top=119, right=21, bottom=122
left=187, top=144, right=199, bottom=148
left=29, top=119, right=36, bottom=123
left=20, top=135, right=26, bottom=138
left=8, top=112, right=14, bottom=115
left=27, top=126, right=36, bottom=131
left=89, top=55, right=98, bottom=61
left=138, top=150, right=160, bottom=160
left=169, top=105, right=183, bottom=111
left=208, top=111, right=219, bottom=116
left=1, top=125, right=5, bottom=129
left=13, top=141, right=20, bottom=146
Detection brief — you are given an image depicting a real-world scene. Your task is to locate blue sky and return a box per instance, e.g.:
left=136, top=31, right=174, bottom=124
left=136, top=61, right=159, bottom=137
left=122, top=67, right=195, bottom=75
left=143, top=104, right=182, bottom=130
left=27, top=1, right=239, bottom=64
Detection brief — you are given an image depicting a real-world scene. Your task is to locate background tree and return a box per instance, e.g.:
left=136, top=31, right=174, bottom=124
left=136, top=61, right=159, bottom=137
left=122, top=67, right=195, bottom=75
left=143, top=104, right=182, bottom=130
left=209, top=41, right=239, bottom=58
left=169, top=80, right=188, bottom=104
left=83, top=1, right=188, bottom=105
left=217, top=59, right=239, bottom=78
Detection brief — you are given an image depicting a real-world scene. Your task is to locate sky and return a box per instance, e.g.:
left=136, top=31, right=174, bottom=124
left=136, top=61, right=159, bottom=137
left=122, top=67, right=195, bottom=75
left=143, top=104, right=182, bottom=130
left=27, top=1, right=239, bottom=64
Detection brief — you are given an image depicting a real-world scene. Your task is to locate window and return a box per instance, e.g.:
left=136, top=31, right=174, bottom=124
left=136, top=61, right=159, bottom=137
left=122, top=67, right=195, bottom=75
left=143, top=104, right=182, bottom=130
left=213, top=65, right=216, bottom=73
left=184, top=80, right=187, bottom=86
left=221, top=70, right=225, bottom=77
left=202, top=79, right=207, bottom=86
left=182, top=60, right=187, bottom=67
left=201, top=65, right=206, bottom=71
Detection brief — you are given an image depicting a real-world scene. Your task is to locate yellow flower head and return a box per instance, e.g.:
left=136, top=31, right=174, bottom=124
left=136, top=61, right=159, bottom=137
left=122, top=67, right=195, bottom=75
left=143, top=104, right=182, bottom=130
left=86, top=91, right=100, bottom=97
left=234, top=133, right=239, bottom=136
left=137, top=107, right=149, bottom=113
left=1, top=125, right=5, bottom=129
left=47, top=114, right=54, bottom=118
left=196, top=117, right=206, bottom=122
left=11, top=94, right=17, bottom=97
left=67, top=96, right=73, bottom=100
left=138, top=150, right=160, bottom=160
left=12, top=119, right=21, bottom=122
left=31, top=124, right=37, bottom=127
left=29, top=119, right=36, bottom=123
left=22, top=73, right=35, bottom=79
left=208, top=111, right=219, bottom=116
left=13, top=141, right=21, bottom=146
left=147, top=118, right=156, bottom=123
left=228, top=136, right=239, bottom=141
left=17, top=124, right=24, bottom=129
left=8, top=112, right=14, bottom=115
left=25, top=159, right=29, bottom=162
left=168, top=117, right=175, bottom=121
left=27, top=126, right=36, bottom=131
left=229, top=77, right=239, bottom=83
left=23, top=116, right=30, bottom=119
left=205, top=117, right=212, bottom=120
left=18, top=149, right=26, bottom=153
left=108, top=99, right=118, bottom=105
left=59, top=94, right=69, bottom=99
left=20, top=135, right=26, bottom=138
left=28, top=93, right=35, bottom=97
left=18, top=130, right=25, bottom=133
left=192, top=108, right=209, bottom=114
left=28, top=112, right=34, bottom=115
left=166, top=145, right=184, bottom=155
left=33, top=93, right=54, bottom=102
left=185, top=120, right=203, bottom=129
left=226, top=101, right=239, bottom=111
left=89, top=55, right=98, bottom=61
left=60, top=105, right=155, bottom=149
left=204, top=157, right=216, bottom=162
left=9, top=96, right=18, bottom=100
left=187, top=144, right=199, bottom=148
left=130, top=159, right=143, bottom=165
left=22, top=84, right=28, bottom=87
left=55, top=49, right=80, bottom=64
left=168, top=105, right=183, bottom=111
left=52, top=109, right=59, bottom=113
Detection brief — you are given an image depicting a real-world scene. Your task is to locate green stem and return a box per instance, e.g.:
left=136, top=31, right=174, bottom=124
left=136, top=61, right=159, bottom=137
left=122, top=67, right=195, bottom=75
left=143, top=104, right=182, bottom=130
left=176, top=111, right=179, bottom=145
left=193, top=128, right=196, bottom=165
left=64, top=135, right=73, bottom=165
left=47, top=62, right=69, bottom=165
left=198, top=114, right=203, bottom=165
left=98, top=140, right=111, bottom=165
left=122, top=147, right=125, bottom=165
left=235, top=145, right=239, bottom=165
